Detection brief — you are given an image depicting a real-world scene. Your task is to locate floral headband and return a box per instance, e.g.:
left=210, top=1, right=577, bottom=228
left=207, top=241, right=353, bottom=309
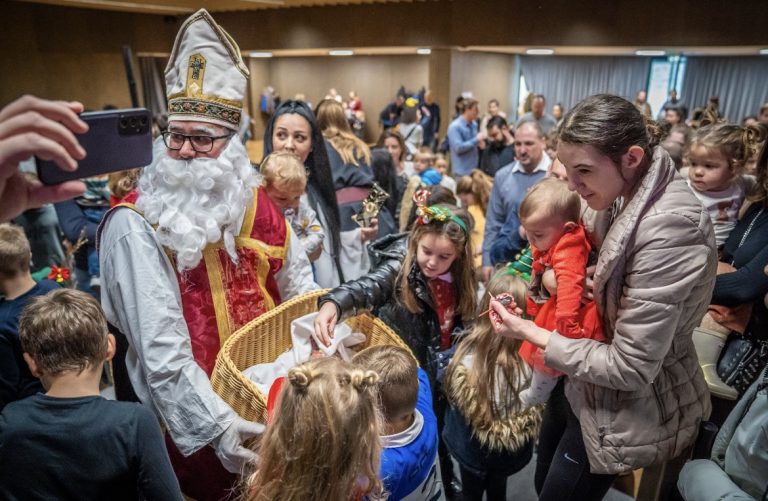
left=413, top=189, right=469, bottom=237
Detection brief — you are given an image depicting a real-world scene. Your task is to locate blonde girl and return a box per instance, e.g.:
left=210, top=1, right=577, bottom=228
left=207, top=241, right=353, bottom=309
left=316, top=99, right=372, bottom=167
left=457, top=170, right=493, bottom=269
left=247, top=357, right=382, bottom=501
left=443, top=270, right=541, bottom=501
left=686, top=121, right=765, bottom=248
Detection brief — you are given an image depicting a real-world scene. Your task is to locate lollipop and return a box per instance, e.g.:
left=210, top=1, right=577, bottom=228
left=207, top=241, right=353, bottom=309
left=479, top=291, right=520, bottom=324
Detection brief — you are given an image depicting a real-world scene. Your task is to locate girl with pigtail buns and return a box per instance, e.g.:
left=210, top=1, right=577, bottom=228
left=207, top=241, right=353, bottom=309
left=246, top=357, right=382, bottom=501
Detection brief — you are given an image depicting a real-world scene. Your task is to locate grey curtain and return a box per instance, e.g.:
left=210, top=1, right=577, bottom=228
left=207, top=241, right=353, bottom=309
left=520, top=56, right=651, bottom=114
left=681, top=57, right=768, bottom=123
left=139, top=57, right=167, bottom=122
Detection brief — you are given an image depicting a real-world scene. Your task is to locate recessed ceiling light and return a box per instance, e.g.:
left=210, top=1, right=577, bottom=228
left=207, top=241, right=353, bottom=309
left=526, top=48, right=554, bottom=55
left=416, top=48, right=432, bottom=55
left=249, top=51, right=273, bottom=58
left=760, top=48, right=768, bottom=55
left=329, top=49, right=354, bottom=56
left=635, top=50, right=666, bottom=56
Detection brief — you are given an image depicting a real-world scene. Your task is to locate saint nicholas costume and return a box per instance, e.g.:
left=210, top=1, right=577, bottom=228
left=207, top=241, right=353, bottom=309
left=98, top=9, right=316, bottom=500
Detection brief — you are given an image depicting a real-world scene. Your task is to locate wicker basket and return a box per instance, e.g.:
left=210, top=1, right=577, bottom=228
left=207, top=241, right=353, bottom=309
left=211, top=289, right=411, bottom=423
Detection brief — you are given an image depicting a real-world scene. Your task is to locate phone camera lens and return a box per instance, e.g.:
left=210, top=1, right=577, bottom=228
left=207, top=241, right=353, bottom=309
left=120, top=119, right=128, bottom=128
left=129, top=117, right=138, bottom=128
left=140, top=117, right=148, bottom=126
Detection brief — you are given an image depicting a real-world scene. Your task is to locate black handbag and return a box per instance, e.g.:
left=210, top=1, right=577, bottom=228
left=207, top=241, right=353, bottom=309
left=717, top=332, right=768, bottom=396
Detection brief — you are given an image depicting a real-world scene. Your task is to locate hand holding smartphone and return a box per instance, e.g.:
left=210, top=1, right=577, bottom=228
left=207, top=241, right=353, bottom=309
left=37, top=108, right=153, bottom=185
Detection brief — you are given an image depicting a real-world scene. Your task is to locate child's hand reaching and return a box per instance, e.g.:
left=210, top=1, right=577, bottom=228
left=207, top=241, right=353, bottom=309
left=314, top=302, right=339, bottom=347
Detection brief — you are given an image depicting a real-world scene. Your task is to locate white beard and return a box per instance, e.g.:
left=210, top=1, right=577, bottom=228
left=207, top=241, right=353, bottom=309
left=136, top=137, right=259, bottom=272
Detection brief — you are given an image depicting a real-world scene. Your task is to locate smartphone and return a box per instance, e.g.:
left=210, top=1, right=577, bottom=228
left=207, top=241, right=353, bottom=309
left=37, top=108, right=153, bottom=185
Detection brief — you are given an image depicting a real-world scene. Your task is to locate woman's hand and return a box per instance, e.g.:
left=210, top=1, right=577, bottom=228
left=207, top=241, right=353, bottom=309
left=583, top=265, right=596, bottom=301
left=360, top=218, right=379, bottom=243
left=313, top=302, right=339, bottom=347
left=542, top=268, right=558, bottom=296
left=490, top=298, right=551, bottom=349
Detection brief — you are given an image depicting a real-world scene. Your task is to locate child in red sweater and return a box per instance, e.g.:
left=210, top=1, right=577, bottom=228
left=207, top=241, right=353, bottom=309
left=516, top=178, right=605, bottom=407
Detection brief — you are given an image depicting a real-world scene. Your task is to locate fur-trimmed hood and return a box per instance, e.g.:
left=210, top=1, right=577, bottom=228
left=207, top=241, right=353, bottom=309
left=446, top=363, right=542, bottom=452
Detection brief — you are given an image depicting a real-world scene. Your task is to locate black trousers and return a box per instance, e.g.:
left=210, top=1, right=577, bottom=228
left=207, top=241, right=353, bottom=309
left=459, top=466, right=507, bottom=501
left=535, top=379, right=617, bottom=501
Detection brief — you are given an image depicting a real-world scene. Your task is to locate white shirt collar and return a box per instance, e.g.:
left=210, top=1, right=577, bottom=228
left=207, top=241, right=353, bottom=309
left=380, top=409, right=424, bottom=449
left=510, top=154, right=552, bottom=174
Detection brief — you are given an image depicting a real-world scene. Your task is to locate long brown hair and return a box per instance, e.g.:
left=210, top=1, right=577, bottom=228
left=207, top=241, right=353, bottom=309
left=456, top=170, right=492, bottom=214
left=397, top=205, right=476, bottom=319
left=247, top=358, right=383, bottom=501
left=444, top=271, right=530, bottom=426
left=315, top=98, right=371, bottom=166
left=559, top=94, right=664, bottom=167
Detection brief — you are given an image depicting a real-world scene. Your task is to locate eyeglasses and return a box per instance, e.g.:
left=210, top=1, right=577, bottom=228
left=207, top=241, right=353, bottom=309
left=161, top=131, right=232, bottom=153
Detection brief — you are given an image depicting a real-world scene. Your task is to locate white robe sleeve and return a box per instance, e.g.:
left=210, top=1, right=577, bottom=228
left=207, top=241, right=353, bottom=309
left=99, top=209, right=236, bottom=456
left=275, top=225, right=319, bottom=299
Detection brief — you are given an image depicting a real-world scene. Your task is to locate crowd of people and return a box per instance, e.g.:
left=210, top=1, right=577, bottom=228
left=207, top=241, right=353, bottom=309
left=1, top=8, right=768, bottom=501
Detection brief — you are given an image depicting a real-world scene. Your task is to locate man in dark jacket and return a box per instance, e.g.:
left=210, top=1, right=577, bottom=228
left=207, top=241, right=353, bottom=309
left=479, top=116, right=515, bottom=178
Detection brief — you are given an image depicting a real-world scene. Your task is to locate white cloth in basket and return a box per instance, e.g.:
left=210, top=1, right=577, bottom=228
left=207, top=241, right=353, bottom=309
left=242, top=312, right=366, bottom=396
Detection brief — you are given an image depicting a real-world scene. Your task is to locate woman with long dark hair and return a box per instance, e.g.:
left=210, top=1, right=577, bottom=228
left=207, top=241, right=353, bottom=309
left=263, top=100, right=344, bottom=286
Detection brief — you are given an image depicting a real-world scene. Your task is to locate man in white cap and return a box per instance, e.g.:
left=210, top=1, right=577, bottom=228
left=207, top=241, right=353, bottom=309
left=98, top=9, right=316, bottom=499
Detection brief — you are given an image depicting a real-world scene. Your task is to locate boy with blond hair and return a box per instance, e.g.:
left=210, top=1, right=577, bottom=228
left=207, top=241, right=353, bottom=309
left=0, top=223, right=59, bottom=411
left=353, top=345, right=444, bottom=501
left=0, top=289, right=182, bottom=500
left=260, top=151, right=324, bottom=261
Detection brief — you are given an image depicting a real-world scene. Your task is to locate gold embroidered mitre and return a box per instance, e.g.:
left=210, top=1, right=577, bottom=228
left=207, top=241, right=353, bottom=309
left=165, top=9, right=249, bottom=131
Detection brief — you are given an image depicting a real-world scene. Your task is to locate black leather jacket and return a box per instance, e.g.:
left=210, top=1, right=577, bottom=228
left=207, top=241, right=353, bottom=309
left=319, top=233, right=462, bottom=383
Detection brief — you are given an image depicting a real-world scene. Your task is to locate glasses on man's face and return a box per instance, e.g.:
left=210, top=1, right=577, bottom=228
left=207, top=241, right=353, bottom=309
left=161, top=131, right=232, bottom=153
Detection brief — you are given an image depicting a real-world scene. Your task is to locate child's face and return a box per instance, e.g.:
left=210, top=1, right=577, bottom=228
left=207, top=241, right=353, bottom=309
left=457, top=192, right=475, bottom=207
left=687, top=144, right=732, bottom=192
left=435, top=159, right=448, bottom=175
left=416, top=233, right=457, bottom=279
left=265, top=182, right=304, bottom=211
left=414, top=156, right=433, bottom=174
left=522, top=210, right=571, bottom=253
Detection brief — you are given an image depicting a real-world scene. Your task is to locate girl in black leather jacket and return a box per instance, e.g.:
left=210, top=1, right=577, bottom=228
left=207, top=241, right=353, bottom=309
left=314, top=203, right=476, bottom=383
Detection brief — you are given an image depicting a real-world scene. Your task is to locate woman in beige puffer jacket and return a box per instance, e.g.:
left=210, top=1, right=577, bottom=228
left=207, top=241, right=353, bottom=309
left=491, top=94, right=716, bottom=500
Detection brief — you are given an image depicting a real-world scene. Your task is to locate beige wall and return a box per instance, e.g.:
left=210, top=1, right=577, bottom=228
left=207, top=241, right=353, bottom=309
left=4, top=0, right=766, bottom=123
left=249, top=55, right=429, bottom=143
left=449, top=51, right=516, bottom=126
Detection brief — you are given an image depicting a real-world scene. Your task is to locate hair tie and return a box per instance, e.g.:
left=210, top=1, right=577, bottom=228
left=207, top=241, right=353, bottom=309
left=288, top=366, right=314, bottom=392
left=350, top=370, right=379, bottom=391
left=412, top=189, right=469, bottom=236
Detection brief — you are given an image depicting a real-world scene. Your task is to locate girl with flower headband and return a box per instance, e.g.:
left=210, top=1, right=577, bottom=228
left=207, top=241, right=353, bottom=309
left=314, top=189, right=476, bottom=494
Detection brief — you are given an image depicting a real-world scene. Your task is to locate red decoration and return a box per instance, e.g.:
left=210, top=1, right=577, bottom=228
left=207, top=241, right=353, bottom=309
left=47, top=266, right=71, bottom=284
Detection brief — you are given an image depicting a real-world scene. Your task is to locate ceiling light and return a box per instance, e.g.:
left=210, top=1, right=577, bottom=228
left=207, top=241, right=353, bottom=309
left=760, top=48, right=768, bottom=55
left=249, top=52, right=273, bottom=58
left=416, top=48, right=432, bottom=55
left=526, top=48, right=554, bottom=55
left=635, top=50, right=666, bottom=56
left=329, top=50, right=354, bottom=56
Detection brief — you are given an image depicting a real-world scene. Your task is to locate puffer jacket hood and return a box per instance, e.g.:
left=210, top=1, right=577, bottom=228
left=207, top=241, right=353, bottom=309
left=545, top=147, right=717, bottom=474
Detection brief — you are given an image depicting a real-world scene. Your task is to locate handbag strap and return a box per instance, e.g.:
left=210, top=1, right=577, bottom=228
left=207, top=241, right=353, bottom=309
left=731, top=207, right=765, bottom=266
